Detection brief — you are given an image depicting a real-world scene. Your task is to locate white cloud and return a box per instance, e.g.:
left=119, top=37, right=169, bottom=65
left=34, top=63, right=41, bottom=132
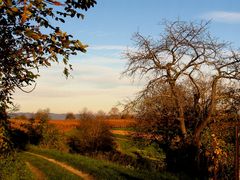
left=202, top=11, right=240, bottom=23
left=87, top=45, right=135, bottom=52
left=88, top=45, right=127, bottom=51
left=13, top=55, right=144, bottom=113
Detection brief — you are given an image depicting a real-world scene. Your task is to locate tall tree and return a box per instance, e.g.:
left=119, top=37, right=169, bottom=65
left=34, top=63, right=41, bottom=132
left=0, top=0, right=96, bottom=153
left=0, top=0, right=96, bottom=109
left=123, top=20, right=240, bottom=176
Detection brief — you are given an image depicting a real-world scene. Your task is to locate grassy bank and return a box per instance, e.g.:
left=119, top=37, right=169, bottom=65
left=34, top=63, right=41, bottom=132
left=28, top=146, right=177, bottom=180
left=20, top=152, right=81, bottom=180
left=0, top=154, right=34, bottom=180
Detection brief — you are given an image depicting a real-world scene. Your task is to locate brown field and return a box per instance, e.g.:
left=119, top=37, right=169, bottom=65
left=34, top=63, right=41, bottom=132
left=10, top=119, right=136, bottom=132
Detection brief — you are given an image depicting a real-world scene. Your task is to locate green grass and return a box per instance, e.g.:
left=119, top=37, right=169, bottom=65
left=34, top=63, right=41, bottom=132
left=115, top=138, right=139, bottom=157
left=114, top=135, right=165, bottom=161
left=20, top=152, right=82, bottom=180
left=112, top=133, right=131, bottom=139
left=28, top=146, right=177, bottom=180
left=111, top=127, right=135, bottom=131
left=0, top=154, right=34, bottom=180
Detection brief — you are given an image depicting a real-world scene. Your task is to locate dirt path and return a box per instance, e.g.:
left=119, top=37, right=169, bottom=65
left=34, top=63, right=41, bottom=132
left=25, top=161, right=46, bottom=180
left=25, top=152, right=94, bottom=180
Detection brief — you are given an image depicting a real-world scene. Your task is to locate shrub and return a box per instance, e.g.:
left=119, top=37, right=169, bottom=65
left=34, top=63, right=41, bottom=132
left=0, top=122, right=13, bottom=156
left=34, top=108, right=51, bottom=122
left=68, top=120, right=114, bottom=153
left=39, top=124, right=68, bottom=151
left=78, top=108, right=95, bottom=121
left=20, top=111, right=67, bottom=151
left=65, top=112, right=76, bottom=120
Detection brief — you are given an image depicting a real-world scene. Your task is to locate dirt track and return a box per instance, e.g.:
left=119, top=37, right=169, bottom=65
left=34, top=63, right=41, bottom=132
left=26, top=152, right=94, bottom=180
left=26, top=161, right=46, bottom=180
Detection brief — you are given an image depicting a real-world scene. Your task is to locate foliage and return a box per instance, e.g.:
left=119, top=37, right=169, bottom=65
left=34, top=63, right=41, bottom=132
left=123, top=20, right=240, bottom=177
left=68, top=119, right=114, bottom=153
left=108, top=107, right=120, bottom=119
left=0, top=153, right=34, bottom=180
left=13, top=114, right=28, bottom=120
left=0, top=127, right=12, bottom=154
left=0, top=0, right=96, bottom=107
left=34, top=108, right=51, bottom=122
left=0, top=0, right=96, bottom=155
left=20, top=109, right=67, bottom=151
left=25, top=108, right=51, bottom=144
left=95, top=110, right=106, bottom=120
left=201, top=123, right=235, bottom=179
left=78, top=107, right=95, bottom=120
left=65, top=112, right=76, bottom=120
left=39, top=123, right=68, bottom=151
left=113, top=137, right=166, bottom=171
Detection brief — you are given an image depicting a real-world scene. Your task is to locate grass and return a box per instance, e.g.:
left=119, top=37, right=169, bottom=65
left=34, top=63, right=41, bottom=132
left=114, top=135, right=165, bottom=160
left=115, top=138, right=139, bottom=157
left=20, top=152, right=82, bottom=180
left=113, top=133, right=131, bottom=139
left=0, top=154, right=34, bottom=180
left=28, top=146, right=177, bottom=180
left=111, top=127, right=135, bottom=131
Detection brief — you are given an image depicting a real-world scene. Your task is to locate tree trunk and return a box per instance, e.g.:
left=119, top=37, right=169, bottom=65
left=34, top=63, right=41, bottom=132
left=169, top=81, right=187, bottom=138
left=193, top=78, right=218, bottom=147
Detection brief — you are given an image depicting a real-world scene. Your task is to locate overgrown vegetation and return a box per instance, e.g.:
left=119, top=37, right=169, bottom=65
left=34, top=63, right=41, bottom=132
left=124, top=21, right=240, bottom=178
left=29, top=146, right=178, bottom=180
left=68, top=119, right=114, bottom=153
left=123, top=20, right=239, bottom=178
left=0, top=0, right=96, bottom=155
left=0, top=153, right=34, bottom=180
left=0, top=1, right=238, bottom=177
left=10, top=108, right=68, bottom=151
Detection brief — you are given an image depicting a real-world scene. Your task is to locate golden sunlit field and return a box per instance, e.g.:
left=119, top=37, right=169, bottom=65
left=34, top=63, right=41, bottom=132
left=10, top=119, right=136, bottom=133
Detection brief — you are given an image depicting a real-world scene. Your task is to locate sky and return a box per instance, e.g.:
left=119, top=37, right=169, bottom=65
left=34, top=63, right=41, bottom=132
left=13, top=0, right=240, bottom=114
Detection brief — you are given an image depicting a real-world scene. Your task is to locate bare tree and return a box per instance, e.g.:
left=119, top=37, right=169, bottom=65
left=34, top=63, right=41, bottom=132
left=95, top=110, right=106, bottom=120
left=78, top=107, right=95, bottom=121
left=123, top=20, right=240, bottom=148
left=34, top=108, right=51, bottom=123
left=108, top=107, right=120, bottom=119
left=65, top=112, right=76, bottom=120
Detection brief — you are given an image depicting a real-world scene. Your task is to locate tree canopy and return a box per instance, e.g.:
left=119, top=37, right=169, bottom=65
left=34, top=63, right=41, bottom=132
left=123, top=20, right=240, bottom=177
left=124, top=20, right=239, bottom=145
left=0, top=0, right=96, bottom=108
left=0, top=0, right=96, bottom=156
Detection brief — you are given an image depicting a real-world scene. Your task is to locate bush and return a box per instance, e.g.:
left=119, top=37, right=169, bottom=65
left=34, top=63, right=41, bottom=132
left=65, top=112, right=76, bottom=120
left=68, top=120, right=114, bottom=153
left=34, top=108, right=51, bottom=122
left=0, top=122, right=13, bottom=156
left=39, top=124, right=68, bottom=151
left=19, top=112, right=67, bottom=151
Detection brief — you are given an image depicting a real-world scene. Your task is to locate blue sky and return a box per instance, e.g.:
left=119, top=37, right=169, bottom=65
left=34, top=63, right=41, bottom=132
left=14, top=0, right=240, bottom=114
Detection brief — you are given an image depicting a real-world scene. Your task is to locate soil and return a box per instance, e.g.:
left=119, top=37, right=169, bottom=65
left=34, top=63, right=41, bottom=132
left=25, top=161, right=46, bottom=180
left=26, top=152, right=94, bottom=180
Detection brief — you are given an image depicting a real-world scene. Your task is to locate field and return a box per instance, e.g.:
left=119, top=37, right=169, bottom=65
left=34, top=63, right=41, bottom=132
left=10, top=119, right=136, bottom=132
left=3, top=118, right=181, bottom=179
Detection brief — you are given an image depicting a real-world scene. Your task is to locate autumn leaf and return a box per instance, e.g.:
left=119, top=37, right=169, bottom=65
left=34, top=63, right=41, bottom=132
left=47, top=0, right=63, bottom=6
